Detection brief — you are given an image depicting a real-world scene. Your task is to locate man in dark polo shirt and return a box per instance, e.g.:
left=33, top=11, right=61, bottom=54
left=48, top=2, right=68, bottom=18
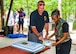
left=28, top=1, right=49, bottom=44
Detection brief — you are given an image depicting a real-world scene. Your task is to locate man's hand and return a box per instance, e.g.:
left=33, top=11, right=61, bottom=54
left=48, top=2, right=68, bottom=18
left=46, top=36, right=51, bottom=40
left=44, top=33, right=49, bottom=39
left=44, top=36, right=48, bottom=40
left=38, top=36, right=44, bottom=41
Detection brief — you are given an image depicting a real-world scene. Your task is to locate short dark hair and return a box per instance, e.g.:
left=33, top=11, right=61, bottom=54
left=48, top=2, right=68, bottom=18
left=38, top=0, right=45, bottom=4
left=20, top=8, right=24, bottom=11
left=51, top=9, right=60, bottom=17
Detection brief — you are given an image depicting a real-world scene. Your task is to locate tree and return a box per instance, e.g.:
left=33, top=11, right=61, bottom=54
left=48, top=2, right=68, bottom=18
left=4, top=0, right=76, bottom=19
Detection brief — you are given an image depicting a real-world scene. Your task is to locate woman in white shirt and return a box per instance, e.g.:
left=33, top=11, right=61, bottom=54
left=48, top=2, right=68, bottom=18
left=13, top=10, right=19, bottom=34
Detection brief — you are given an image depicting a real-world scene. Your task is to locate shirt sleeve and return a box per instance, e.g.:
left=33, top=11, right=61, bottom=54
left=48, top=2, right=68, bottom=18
left=45, top=11, right=49, bottom=23
left=24, top=12, right=26, bottom=16
left=62, top=23, right=69, bottom=33
left=30, top=12, right=36, bottom=26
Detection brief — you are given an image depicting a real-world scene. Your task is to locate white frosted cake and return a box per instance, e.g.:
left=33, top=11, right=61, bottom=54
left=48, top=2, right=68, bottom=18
left=43, top=40, right=51, bottom=48
left=12, top=41, right=45, bottom=53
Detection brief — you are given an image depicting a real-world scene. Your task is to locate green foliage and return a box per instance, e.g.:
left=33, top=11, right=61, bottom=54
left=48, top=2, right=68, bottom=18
left=4, top=0, right=76, bottom=19
left=44, top=0, right=58, bottom=17
left=73, top=22, right=76, bottom=30
left=3, top=0, right=76, bottom=30
left=62, top=0, right=76, bottom=20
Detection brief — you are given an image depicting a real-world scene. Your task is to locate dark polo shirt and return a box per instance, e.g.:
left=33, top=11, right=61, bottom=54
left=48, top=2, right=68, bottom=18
left=29, top=10, right=49, bottom=33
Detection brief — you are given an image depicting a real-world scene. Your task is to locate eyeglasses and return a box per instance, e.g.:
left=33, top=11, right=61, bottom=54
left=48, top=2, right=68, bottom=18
left=39, top=4, right=45, bottom=6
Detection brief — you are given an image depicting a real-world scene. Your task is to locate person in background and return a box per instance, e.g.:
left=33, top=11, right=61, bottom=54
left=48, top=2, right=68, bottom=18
left=5, top=10, right=14, bottom=34
left=28, top=0, right=49, bottom=44
left=47, top=9, right=72, bottom=54
left=13, top=9, right=19, bottom=34
left=18, top=8, right=26, bottom=34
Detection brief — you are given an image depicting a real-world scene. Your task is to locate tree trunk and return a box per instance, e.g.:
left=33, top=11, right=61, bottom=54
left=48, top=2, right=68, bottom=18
left=6, top=0, right=13, bottom=26
left=0, top=0, right=4, bottom=30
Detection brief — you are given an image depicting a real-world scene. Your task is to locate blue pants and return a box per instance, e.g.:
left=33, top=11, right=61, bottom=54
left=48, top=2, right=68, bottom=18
left=28, top=30, right=43, bottom=44
left=56, top=39, right=72, bottom=54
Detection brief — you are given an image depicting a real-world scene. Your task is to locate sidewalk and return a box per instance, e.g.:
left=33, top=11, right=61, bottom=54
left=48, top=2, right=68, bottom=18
left=70, top=30, right=76, bottom=44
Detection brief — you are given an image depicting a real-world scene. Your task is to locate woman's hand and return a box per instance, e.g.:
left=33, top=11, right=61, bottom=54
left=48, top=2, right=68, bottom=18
left=52, top=42, right=58, bottom=46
